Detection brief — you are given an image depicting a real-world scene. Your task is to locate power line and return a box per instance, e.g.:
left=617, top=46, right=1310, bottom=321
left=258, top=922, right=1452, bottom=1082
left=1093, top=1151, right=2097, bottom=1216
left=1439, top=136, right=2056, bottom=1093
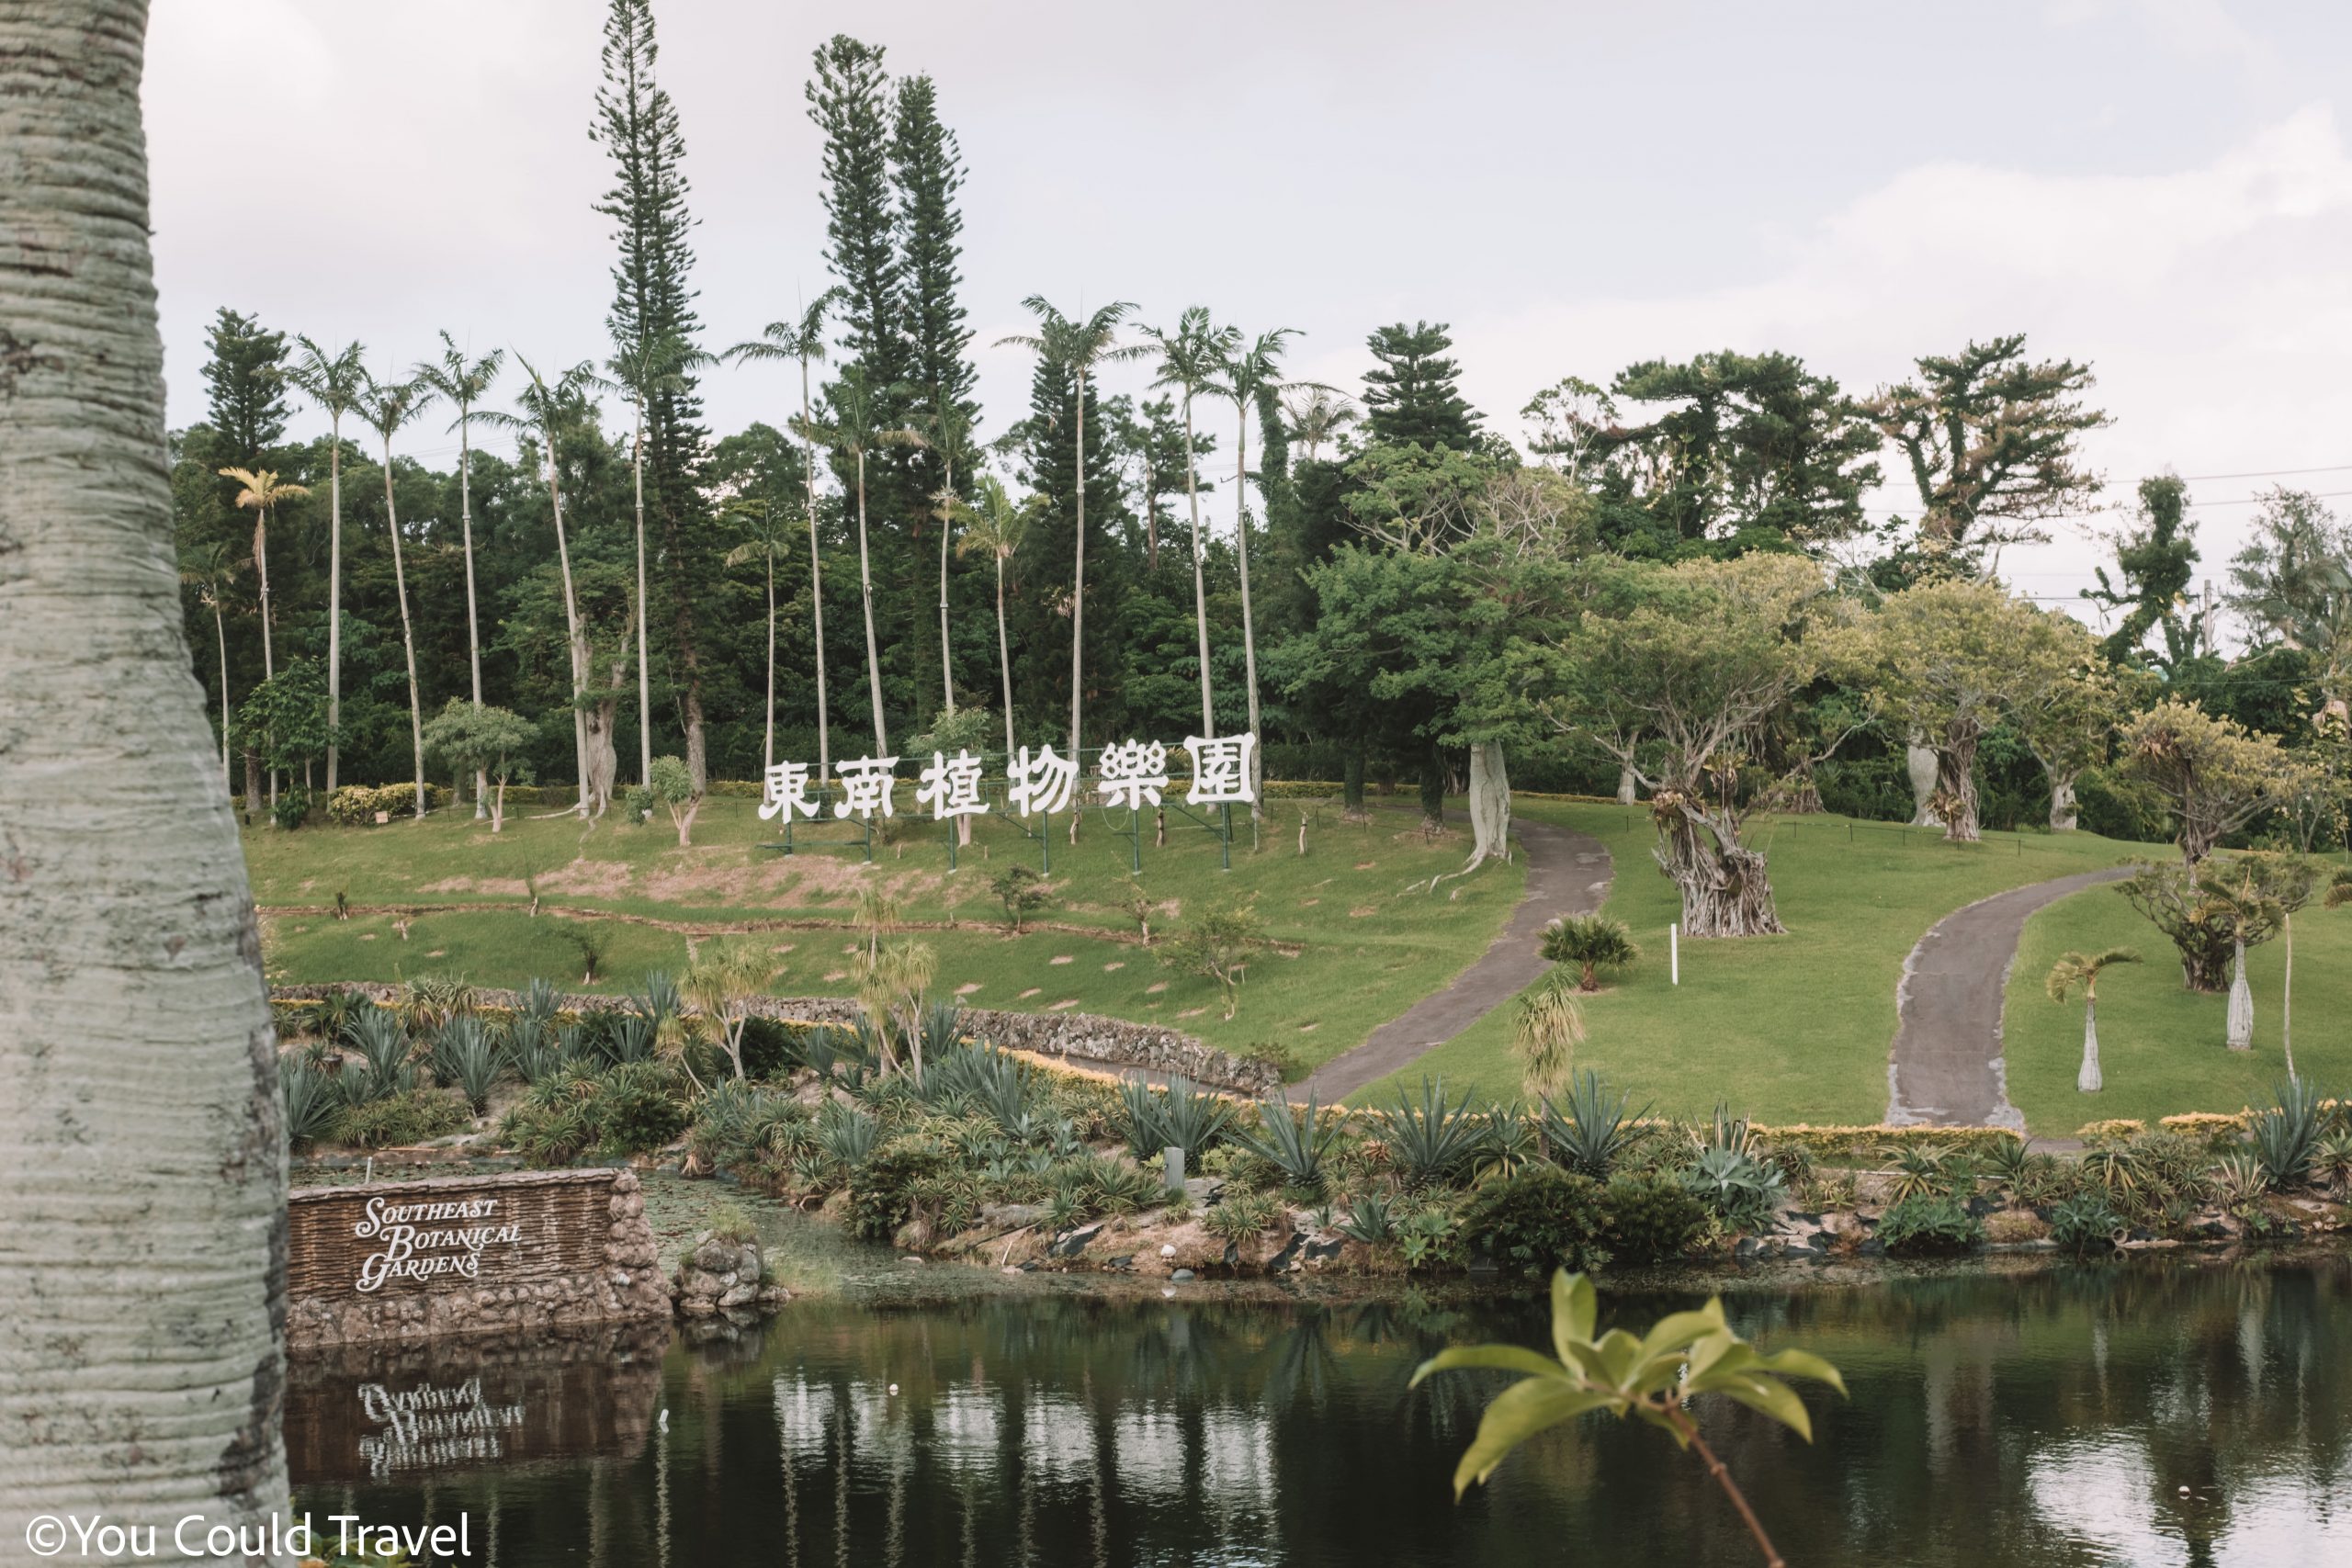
left=2179, top=462, right=2352, bottom=482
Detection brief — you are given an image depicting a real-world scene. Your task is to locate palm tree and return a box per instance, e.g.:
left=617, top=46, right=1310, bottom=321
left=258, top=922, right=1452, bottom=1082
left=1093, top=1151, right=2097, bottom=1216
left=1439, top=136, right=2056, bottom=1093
left=283, top=335, right=367, bottom=793
left=997, top=298, right=1148, bottom=779
left=721, top=498, right=792, bottom=773
left=479, top=355, right=598, bottom=816
left=1284, top=386, right=1358, bottom=464
left=1538, top=914, right=1640, bottom=992
left=921, top=395, right=978, bottom=715
left=956, top=474, right=1031, bottom=757
left=3, top=3, right=293, bottom=1529
left=411, top=333, right=503, bottom=816
left=1144, top=307, right=1238, bottom=736
left=1215, top=326, right=1310, bottom=818
left=2047, top=948, right=2141, bottom=1093
left=2202, top=869, right=2281, bottom=1052
left=356, top=369, right=438, bottom=818
left=218, top=465, right=311, bottom=809
left=179, top=541, right=242, bottom=791
left=600, top=333, right=711, bottom=787
left=792, top=368, right=925, bottom=754
left=726, top=290, right=839, bottom=778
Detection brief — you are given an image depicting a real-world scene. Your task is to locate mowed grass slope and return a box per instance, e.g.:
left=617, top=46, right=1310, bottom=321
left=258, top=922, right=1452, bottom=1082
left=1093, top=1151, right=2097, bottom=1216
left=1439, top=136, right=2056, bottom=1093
left=2002, top=874, right=2352, bottom=1133
left=247, top=795, right=1523, bottom=1069
left=1354, top=801, right=2146, bottom=1124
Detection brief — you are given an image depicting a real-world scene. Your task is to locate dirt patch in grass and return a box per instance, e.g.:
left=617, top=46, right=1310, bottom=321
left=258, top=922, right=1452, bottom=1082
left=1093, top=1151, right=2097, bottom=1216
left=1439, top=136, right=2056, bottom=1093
left=540, top=860, right=636, bottom=899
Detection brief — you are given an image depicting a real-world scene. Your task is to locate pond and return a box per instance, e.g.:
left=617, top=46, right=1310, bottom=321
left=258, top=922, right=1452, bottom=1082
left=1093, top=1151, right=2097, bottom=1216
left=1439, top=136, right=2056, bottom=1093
left=288, top=1254, right=2348, bottom=1567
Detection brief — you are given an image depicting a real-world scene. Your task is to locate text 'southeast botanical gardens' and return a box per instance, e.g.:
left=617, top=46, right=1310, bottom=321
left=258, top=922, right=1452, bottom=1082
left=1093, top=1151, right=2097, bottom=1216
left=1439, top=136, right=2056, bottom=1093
left=6, top=4, right=2352, bottom=1565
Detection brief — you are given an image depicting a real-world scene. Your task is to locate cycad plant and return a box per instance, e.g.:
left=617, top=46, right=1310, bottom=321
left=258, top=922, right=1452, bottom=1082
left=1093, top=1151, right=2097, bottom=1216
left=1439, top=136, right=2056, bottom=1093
left=1539, top=914, right=1641, bottom=992
left=1414, top=1271, right=1844, bottom=1567
left=2044, top=947, right=2140, bottom=1092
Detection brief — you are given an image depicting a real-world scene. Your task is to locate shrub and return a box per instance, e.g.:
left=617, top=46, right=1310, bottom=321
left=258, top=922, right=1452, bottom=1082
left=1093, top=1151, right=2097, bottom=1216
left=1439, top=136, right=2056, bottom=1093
left=2049, top=1193, right=2122, bottom=1254
left=270, top=785, right=314, bottom=831
left=817, top=1100, right=880, bottom=1167
left=334, top=1088, right=470, bottom=1149
left=1159, top=898, right=1267, bottom=1020
left=704, top=1200, right=758, bottom=1247
left=989, top=864, right=1054, bottom=932
left=1876, top=1194, right=1983, bottom=1256
left=848, top=1132, right=956, bottom=1241
left=1539, top=1070, right=1647, bottom=1179
left=1396, top=1206, right=1461, bottom=1271
left=1204, top=1189, right=1283, bottom=1244
left=689, top=1081, right=813, bottom=1174
left=1681, top=1146, right=1785, bottom=1234
left=1600, top=1175, right=1711, bottom=1263
left=1336, top=1190, right=1396, bottom=1244
left=324, top=782, right=450, bottom=825
left=1457, top=1166, right=1608, bottom=1277
left=1537, top=913, right=1639, bottom=991
left=593, top=1061, right=689, bottom=1155
left=1117, top=1076, right=1234, bottom=1163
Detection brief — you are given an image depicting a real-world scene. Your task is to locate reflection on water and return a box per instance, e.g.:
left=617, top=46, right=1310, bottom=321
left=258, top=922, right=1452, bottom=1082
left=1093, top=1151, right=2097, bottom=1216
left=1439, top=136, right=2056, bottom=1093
left=289, top=1258, right=2349, bottom=1566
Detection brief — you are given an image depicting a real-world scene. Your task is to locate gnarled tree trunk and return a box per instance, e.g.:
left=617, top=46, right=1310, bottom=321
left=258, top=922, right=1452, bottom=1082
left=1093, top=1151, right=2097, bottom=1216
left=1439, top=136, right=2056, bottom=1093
left=582, top=656, right=624, bottom=818
left=1905, top=739, right=1940, bottom=827
left=1465, top=741, right=1511, bottom=866
left=0, top=2, right=291, bottom=1550
left=1651, top=792, right=1787, bottom=937
left=1933, top=725, right=1981, bottom=843
left=2048, top=775, right=2079, bottom=832
left=1616, top=764, right=1638, bottom=806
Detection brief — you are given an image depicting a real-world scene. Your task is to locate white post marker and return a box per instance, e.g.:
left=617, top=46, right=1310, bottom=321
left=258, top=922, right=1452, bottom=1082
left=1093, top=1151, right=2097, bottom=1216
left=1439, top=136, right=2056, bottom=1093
left=1670, top=923, right=1679, bottom=987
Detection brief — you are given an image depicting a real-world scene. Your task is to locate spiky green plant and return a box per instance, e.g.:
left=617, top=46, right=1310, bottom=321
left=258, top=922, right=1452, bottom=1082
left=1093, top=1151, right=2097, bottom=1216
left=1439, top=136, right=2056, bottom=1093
left=1540, top=1070, right=1648, bottom=1179
left=1381, top=1077, right=1486, bottom=1188
left=1539, top=914, right=1641, bottom=991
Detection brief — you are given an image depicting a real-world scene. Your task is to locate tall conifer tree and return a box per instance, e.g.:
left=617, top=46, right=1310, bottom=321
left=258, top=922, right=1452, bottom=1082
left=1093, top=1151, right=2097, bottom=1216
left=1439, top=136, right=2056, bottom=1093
left=592, top=0, right=715, bottom=786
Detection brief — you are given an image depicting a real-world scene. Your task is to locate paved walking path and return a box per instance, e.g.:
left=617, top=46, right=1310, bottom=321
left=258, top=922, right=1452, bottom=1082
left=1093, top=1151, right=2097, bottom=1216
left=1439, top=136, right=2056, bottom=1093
left=1291, top=820, right=1613, bottom=1105
left=1884, top=866, right=2132, bottom=1129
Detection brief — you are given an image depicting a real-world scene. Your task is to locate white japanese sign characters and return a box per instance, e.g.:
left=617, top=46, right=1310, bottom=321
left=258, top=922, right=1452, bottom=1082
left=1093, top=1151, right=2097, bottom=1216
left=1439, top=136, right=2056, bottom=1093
left=916, top=750, right=990, bottom=820
left=757, top=734, right=1259, bottom=826
left=1183, top=732, right=1258, bottom=807
left=1097, top=739, right=1171, bottom=811
left=1006, top=743, right=1080, bottom=818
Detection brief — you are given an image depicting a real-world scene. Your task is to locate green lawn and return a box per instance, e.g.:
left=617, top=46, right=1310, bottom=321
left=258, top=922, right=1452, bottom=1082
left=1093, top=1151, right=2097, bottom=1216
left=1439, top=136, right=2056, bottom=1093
left=248, top=793, right=1522, bottom=1070
left=2002, top=872, right=2352, bottom=1134
left=1354, top=801, right=2147, bottom=1124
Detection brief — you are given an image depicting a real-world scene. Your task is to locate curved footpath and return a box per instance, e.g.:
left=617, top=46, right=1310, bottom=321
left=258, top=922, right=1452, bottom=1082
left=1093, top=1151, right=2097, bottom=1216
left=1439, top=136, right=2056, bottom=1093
left=1290, top=820, right=1613, bottom=1104
left=1884, top=866, right=2132, bottom=1130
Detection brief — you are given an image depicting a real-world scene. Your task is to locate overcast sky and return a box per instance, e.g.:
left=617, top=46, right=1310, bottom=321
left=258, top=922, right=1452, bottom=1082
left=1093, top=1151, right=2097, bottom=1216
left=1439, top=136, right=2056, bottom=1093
left=143, top=1, right=2352, bottom=625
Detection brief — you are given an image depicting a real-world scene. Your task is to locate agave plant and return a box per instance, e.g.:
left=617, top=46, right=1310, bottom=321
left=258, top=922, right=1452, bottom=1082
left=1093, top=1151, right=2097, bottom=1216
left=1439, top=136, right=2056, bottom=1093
left=1335, top=1190, right=1396, bottom=1244
left=1118, top=1075, right=1235, bottom=1163
left=1381, top=1077, right=1485, bottom=1188
left=2313, top=1132, right=2352, bottom=1196
left=433, top=1015, right=503, bottom=1114
left=1414, top=1271, right=1844, bottom=1567
left=817, top=1100, right=879, bottom=1167
left=1886, top=1145, right=1960, bottom=1203
left=1540, top=1070, right=1648, bottom=1179
left=1981, top=1135, right=2032, bottom=1198
left=342, top=1005, right=414, bottom=1102
left=2210, top=1151, right=2270, bottom=1209
left=1683, top=1146, right=1785, bottom=1233
left=1472, top=1100, right=1537, bottom=1181
left=280, top=1062, right=341, bottom=1149
left=401, top=972, right=477, bottom=1034
left=1233, top=1092, right=1342, bottom=1190
left=2248, top=1078, right=2325, bottom=1190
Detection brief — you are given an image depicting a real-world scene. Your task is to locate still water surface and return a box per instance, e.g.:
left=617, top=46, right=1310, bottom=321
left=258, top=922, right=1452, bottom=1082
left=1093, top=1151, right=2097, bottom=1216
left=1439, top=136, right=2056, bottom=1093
left=289, top=1255, right=2348, bottom=1567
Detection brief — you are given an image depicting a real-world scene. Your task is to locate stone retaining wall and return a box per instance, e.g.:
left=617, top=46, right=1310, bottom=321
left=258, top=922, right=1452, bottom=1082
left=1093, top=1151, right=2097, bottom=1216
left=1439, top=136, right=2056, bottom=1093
left=286, top=1168, right=667, bottom=1347
left=272, top=982, right=1283, bottom=1097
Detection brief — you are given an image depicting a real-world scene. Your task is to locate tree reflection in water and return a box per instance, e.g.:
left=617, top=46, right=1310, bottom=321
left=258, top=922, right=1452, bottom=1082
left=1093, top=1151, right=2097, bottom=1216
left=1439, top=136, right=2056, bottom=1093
left=291, top=1258, right=2348, bottom=1566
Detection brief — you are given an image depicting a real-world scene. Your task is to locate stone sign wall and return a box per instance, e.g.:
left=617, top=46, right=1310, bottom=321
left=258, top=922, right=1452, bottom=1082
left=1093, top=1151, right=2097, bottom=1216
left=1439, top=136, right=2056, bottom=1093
left=287, top=1168, right=668, bottom=1346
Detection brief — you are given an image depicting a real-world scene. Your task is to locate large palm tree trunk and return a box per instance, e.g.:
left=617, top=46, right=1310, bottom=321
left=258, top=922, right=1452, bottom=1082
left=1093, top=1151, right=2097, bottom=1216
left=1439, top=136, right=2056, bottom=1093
left=325, top=417, right=343, bottom=795
left=254, top=509, right=275, bottom=808
left=381, top=450, right=427, bottom=818
left=0, top=2, right=291, bottom=1548
left=854, top=450, right=888, bottom=752
left=995, top=557, right=1015, bottom=758
left=547, top=469, right=591, bottom=817
left=212, top=598, right=232, bottom=790
left=1234, top=412, right=1262, bottom=818
left=761, top=553, right=776, bottom=773
left=800, top=360, right=831, bottom=781
left=938, top=449, right=956, bottom=714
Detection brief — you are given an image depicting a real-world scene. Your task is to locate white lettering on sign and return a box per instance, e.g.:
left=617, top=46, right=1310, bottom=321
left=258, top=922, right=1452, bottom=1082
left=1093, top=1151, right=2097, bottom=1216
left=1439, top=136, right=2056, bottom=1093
left=352, top=1193, right=524, bottom=1292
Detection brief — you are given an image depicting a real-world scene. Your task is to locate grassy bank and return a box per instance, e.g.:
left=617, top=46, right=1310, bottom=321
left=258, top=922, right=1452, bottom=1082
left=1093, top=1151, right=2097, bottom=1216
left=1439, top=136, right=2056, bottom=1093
left=1356, top=802, right=2146, bottom=1123
left=2003, top=877, right=2352, bottom=1133
left=248, top=795, right=1522, bottom=1072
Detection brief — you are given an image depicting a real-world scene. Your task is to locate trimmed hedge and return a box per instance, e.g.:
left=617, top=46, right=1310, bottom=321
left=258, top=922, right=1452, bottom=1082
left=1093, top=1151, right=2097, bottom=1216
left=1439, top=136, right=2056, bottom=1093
left=1755, top=1123, right=2023, bottom=1160
left=326, top=782, right=453, bottom=825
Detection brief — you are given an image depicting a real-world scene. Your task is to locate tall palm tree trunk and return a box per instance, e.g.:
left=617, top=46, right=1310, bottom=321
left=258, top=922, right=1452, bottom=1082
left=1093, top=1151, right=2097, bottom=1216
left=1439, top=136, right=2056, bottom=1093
left=325, top=412, right=344, bottom=795
left=854, top=448, right=887, bottom=752
left=800, top=356, right=831, bottom=782
left=995, top=556, right=1015, bottom=759
left=938, top=448, right=956, bottom=713
left=380, top=446, right=427, bottom=818
left=1235, top=412, right=1263, bottom=818
left=760, top=549, right=776, bottom=773
left=631, top=406, right=651, bottom=789
left=0, top=0, right=290, bottom=1539
left=546, top=466, right=592, bottom=818
left=1183, top=396, right=1213, bottom=735
left=1069, top=374, right=1088, bottom=847
left=254, top=508, right=276, bottom=808
left=458, top=411, right=488, bottom=816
